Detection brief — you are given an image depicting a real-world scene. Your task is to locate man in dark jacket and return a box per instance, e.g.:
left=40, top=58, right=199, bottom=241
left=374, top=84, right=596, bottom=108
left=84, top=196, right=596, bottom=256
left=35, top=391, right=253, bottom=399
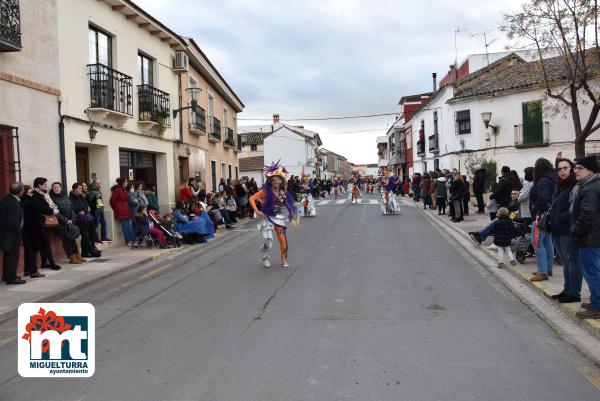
left=473, top=168, right=486, bottom=214
left=570, top=156, right=600, bottom=319
left=0, top=183, right=26, bottom=284
left=490, top=166, right=512, bottom=208
left=88, top=179, right=110, bottom=242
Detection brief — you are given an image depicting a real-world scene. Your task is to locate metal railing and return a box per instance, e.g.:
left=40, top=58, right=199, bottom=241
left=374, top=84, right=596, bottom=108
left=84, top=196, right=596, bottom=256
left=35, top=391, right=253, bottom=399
left=138, top=84, right=170, bottom=126
left=0, top=0, right=21, bottom=51
left=189, top=107, right=206, bottom=133
left=224, top=127, right=235, bottom=146
left=428, top=134, right=439, bottom=152
left=209, top=116, right=221, bottom=140
left=236, top=134, right=243, bottom=151
left=417, top=140, right=426, bottom=156
left=88, top=63, right=133, bottom=116
left=514, top=122, right=549, bottom=147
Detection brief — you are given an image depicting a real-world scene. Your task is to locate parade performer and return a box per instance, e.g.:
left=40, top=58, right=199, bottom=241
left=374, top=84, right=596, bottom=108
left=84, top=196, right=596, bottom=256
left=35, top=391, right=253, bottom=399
left=381, top=173, right=401, bottom=214
left=300, top=175, right=317, bottom=217
left=249, top=162, right=299, bottom=268
left=351, top=172, right=362, bottom=204
left=333, top=177, right=341, bottom=199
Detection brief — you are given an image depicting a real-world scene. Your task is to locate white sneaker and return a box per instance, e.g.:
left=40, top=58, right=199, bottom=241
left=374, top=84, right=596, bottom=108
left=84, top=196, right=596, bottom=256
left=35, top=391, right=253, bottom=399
left=263, top=259, right=271, bottom=268
left=487, top=244, right=498, bottom=250
left=281, top=261, right=289, bottom=268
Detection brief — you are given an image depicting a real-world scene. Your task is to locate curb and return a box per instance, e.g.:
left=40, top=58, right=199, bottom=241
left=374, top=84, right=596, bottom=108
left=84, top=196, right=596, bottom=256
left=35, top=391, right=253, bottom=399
left=0, top=218, right=256, bottom=324
left=414, top=204, right=600, bottom=340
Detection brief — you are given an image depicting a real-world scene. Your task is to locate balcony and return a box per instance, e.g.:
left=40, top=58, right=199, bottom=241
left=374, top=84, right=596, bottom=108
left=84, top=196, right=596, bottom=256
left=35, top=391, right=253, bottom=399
left=428, top=134, right=439, bottom=153
left=189, top=107, right=206, bottom=135
left=208, top=116, right=221, bottom=142
left=514, top=122, right=549, bottom=148
left=224, top=128, right=235, bottom=149
left=87, top=63, right=133, bottom=127
left=138, top=84, right=170, bottom=132
left=0, top=0, right=21, bottom=51
left=417, top=140, right=426, bottom=157
left=235, top=134, right=242, bottom=152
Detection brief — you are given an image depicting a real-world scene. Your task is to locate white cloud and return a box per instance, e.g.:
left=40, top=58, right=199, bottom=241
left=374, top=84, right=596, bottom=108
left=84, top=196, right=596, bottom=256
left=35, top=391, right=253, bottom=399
left=136, top=0, right=525, bottom=164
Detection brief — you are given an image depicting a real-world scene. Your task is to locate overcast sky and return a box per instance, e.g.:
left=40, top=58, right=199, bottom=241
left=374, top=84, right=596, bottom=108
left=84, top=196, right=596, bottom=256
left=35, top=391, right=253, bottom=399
left=137, top=0, right=524, bottom=164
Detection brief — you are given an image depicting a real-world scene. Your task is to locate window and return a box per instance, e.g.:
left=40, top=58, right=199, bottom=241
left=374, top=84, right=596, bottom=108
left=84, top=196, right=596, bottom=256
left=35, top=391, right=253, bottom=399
left=521, top=101, right=543, bottom=144
left=433, top=111, right=438, bottom=136
left=455, top=110, right=471, bottom=135
left=0, top=125, right=21, bottom=199
left=211, top=160, right=217, bottom=192
left=89, top=26, right=112, bottom=66
left=137, top=53, right=153, bottom=86
left=250, top=144, right=257, bottom=152
left=208, top=93, right=215, bottom=117
left=223, top=108, right=228, bottom=130
left=228, top=164, right=232, bottom=180
left=221, top=162, right=227, bottom=181
left=235, top=166, right=239, bottom=180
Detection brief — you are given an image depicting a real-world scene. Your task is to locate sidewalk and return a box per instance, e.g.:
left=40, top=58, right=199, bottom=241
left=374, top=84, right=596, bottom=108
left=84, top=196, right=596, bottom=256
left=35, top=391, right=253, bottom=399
left=0, top=218, right=255, bottom=324
left=406, top=199, right=600, bottom=337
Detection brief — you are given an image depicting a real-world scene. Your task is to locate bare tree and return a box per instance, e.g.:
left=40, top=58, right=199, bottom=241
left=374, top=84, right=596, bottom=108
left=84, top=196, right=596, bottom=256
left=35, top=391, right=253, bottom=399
left=503, top=0, right=600, bottom=158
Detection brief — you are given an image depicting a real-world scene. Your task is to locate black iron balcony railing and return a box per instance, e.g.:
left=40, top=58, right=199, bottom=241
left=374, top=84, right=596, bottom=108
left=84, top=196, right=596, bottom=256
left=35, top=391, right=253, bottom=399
left=138, top=84, right=170, bottom=126
left=224, top=127, right=235, bottom=147
left=209, top=116, right=221, bottom=140
left=236, top=134, right=243, bottom=151
left=0, top=0, right=22, bottom=51
left=417, top=140, right=426, bottom=156
left=428, top=134, right=439, bottom=152
left=189, top=107, right=206, bottom=133
left=88, top=63, right=133, bottom=116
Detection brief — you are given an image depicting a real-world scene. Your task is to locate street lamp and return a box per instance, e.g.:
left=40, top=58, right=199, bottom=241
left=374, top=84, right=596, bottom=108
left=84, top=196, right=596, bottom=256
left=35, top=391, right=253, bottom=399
left=173, top=87, right=202, bottom=119
left=481, top=112, right=498, bottom=134
left=88, top=125, right=98, bottom=141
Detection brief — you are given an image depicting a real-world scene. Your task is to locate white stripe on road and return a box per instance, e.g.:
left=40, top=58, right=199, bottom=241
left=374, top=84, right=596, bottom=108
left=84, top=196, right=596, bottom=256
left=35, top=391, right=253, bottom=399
left=335, top=199, right=346, bottom=204
left=318, top=200, right=331, bottom=205
left=369, top=199, right=379, bottom=204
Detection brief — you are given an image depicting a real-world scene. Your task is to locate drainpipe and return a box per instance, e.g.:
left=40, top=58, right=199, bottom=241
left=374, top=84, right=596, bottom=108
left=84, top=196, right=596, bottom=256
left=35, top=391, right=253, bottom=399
left=57, top=97, right=67, bottom=191
left=178, top=73, right=183, bottom=142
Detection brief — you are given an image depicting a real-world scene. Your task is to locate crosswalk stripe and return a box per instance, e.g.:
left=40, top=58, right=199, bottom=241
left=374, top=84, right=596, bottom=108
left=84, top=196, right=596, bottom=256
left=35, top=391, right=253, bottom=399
left=319, top=200, right=331, bottom=205
left=369, top=199, right=379, bottom=205
left=335, top=199, right=346, bottom=204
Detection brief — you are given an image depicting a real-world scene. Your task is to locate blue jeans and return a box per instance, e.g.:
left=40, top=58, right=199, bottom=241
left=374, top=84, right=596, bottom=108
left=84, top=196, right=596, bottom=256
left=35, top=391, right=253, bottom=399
left=553, top=235, right=582, bottom=297
left=423, top=196, right=432, bottom=209
left=479, top=219, right=499, bottom=241
left=120, top=219, right=135, bottom=242
left=533, top=224, right=553, bottom=274
left=579, top=248, right=600, bottom=310
left=413, top=189, right=420, bottom=201
left=95, top=211, right=107, bottom=240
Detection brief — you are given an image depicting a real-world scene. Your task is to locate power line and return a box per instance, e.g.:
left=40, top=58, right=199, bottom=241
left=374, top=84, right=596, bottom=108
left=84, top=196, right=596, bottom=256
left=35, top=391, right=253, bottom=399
left=238, top=112, right=399, bottom=121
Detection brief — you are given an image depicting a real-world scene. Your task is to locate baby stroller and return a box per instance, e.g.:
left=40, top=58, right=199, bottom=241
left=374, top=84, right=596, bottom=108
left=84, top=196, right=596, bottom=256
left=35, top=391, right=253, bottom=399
left=513, top=220, right=532, bottom=264
left=131, top=225, right=154, bottom=249
left=149, top=210, right=183, bottom=248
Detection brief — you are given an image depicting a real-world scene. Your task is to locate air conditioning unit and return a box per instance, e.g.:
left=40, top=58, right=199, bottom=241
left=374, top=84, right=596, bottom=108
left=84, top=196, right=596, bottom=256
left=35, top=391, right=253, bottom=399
left=173, top=51, right=189, bottom=71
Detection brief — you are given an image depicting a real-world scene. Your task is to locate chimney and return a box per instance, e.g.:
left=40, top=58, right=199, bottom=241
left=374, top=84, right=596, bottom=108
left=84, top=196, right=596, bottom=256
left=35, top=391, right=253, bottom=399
left=447, top=65, right=456, bottom=84
left=432, top=72, right=437, bottom=92
left=273, top=113, right=280, bottom=124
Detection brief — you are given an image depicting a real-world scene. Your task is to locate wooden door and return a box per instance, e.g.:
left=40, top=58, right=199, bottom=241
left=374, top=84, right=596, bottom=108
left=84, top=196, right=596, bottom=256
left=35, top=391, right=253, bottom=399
left=522, top=101, right=543, bottom=144
left=76, top=147, right=90, bottom=184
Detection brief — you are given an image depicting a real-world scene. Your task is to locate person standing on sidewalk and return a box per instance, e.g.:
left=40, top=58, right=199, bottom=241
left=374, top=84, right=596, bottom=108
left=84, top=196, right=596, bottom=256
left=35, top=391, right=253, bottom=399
left=420, top=173, right=432, bottom=210
left=517, top=167, right=534, bottom=226
left=462, top=175, right=471, bottom=216
left=20, top=185, right=45, bottom=279
left=435, top=175, right=447, bottom=215
left=88, top=179, right=110, bottom=242
left=550, top=156, right=581, bottom=303
left=473, top=167, right=486, bottom=214
left=0, top=183, right=26, bottom=284
left=31, top=177, right=61, bottom=270
left=570, top=155, right=600, bottom=319
left=449, top=172, right=464, bottom=222
left=110, top=178, right=135, bottom=246
left=530, top=158, right=557, bottom=282
left=490, top=166, right=512, bottom=209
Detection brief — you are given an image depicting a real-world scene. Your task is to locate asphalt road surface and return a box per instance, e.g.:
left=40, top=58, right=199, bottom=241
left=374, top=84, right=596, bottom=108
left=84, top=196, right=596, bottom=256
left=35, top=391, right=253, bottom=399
left=0, top=193, right=599, bottom=401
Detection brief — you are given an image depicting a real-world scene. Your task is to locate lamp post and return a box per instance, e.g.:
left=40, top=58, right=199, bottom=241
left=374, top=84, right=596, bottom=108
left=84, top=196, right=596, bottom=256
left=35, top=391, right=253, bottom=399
left=481, top=112, right=498, bottom=134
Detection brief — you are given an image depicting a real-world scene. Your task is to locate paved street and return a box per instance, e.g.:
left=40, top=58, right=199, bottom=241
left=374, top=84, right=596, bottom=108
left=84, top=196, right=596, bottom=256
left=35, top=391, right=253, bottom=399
left=1, top=193, right=599, bottom=400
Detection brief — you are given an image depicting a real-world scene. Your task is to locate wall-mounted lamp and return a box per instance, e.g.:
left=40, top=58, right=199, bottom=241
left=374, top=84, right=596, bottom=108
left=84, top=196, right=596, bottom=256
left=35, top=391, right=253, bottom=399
left=481, top=112, right=498, bottom=134
left=88, top=125, right=98, bottom=141
left=173, top=87, right=202, bottom=119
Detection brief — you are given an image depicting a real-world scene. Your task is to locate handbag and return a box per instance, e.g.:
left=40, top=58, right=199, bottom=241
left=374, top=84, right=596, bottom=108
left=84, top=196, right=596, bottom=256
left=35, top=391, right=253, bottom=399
left=537, top=197, right=558, bottom=233
left=42, top=214, right=59, bottom=228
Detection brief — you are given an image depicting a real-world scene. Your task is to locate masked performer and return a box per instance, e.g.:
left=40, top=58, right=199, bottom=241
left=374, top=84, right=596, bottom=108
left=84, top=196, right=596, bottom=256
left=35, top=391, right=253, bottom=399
left=381, top=173, right=400, bottom=214
left=300, top=175, right=316, bottom=217
left=249, top=162, right=298, bottom=268
left=351, top=172, right=362, bottom=204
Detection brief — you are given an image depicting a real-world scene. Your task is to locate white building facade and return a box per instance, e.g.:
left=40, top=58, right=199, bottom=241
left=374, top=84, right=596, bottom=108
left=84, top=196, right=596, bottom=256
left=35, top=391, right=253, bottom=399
left=262, top=123, right=322, bottom=178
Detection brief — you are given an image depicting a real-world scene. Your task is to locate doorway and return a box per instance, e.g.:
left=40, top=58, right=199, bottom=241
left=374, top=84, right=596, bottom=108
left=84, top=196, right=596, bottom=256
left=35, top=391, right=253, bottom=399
left=76, top=147, right=90, bottom=184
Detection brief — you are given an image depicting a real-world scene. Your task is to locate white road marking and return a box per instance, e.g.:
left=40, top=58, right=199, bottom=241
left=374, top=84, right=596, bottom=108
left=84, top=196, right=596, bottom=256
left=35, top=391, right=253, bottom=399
left=318, top=200, right=331, bottom=205
left=335, top=199, right=346, bottom=204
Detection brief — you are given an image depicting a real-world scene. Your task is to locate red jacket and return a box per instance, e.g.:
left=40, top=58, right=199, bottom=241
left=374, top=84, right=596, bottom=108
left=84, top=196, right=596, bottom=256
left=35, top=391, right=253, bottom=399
left=110, top=186, right=131, bottom=221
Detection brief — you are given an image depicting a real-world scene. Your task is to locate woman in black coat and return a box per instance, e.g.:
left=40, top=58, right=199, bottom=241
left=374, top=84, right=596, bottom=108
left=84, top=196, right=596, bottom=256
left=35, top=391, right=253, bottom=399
left=70, top=183, right=101, bottom=258
left=550, top=157, right=581, bottom=302
left=21, top=185, right=45, bottom=278
left=31, top=177, right=61, bottom=270
left=49, top=182, right=85, bottom=265
left=529, top=158, right=557, bottom=281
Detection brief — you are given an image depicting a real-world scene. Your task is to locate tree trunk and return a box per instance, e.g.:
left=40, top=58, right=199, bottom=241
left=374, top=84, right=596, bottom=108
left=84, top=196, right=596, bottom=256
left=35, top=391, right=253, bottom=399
left=575, top=133, right=586, bottom=159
